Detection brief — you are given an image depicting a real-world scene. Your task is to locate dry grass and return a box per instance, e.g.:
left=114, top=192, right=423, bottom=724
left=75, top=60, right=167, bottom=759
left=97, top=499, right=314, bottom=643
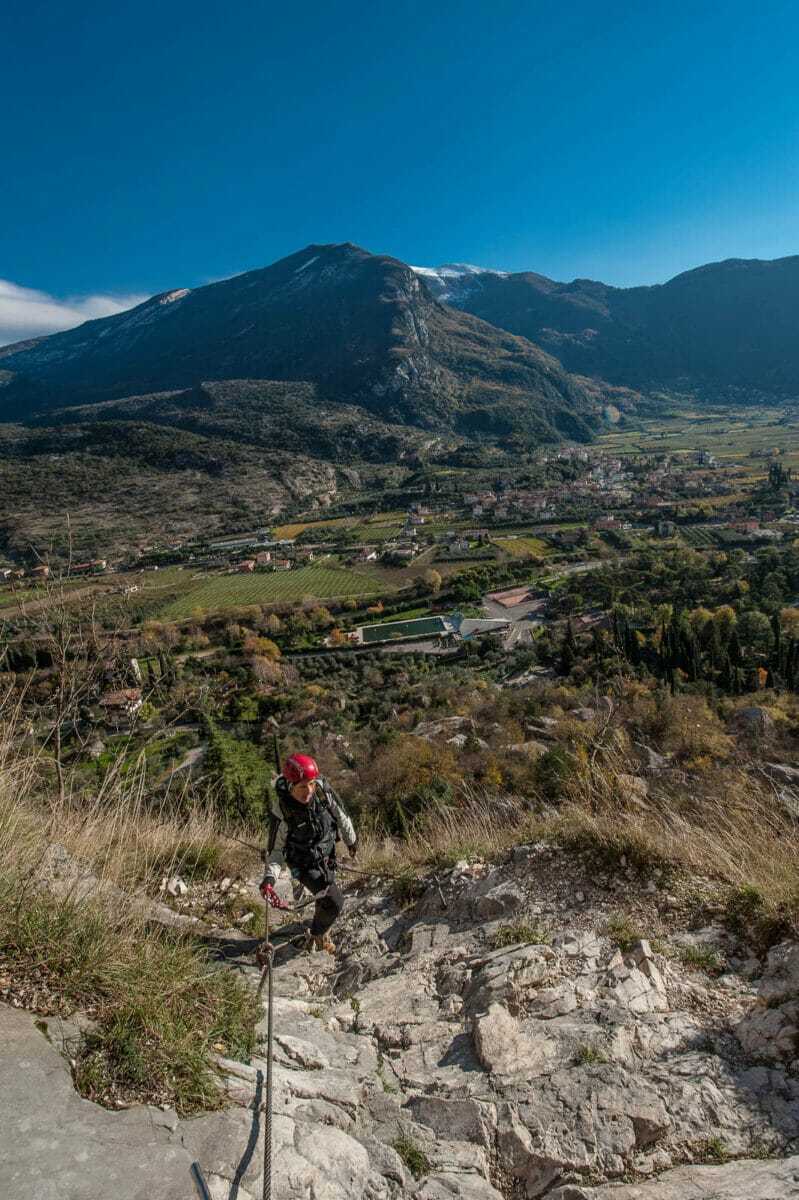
left=0, top=705, right=260, bottom=1113
left=356, top=791, right=540, bottom=877
left=356, top=713, right=799, bottom=941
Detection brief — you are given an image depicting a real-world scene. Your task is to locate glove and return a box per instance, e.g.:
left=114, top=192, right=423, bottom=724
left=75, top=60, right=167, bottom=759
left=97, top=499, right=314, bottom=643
left=259, top=878, right=282, bottom=907
left=348, top=843, right=357, bottom=859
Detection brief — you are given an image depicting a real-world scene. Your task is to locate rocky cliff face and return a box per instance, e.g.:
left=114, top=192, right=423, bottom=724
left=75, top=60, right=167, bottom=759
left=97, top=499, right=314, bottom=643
left=5, top=840, right=799, bottom=1199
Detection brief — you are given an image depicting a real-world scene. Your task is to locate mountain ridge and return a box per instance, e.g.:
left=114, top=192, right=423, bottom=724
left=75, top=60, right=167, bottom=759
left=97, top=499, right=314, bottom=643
left=0, top=243, right=596, bottom=446
left=413, top=253, right=799, bottom=395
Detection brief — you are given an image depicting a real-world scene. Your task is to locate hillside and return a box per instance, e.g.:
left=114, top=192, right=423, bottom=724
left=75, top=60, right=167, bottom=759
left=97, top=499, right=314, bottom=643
left=416, top=256, right=799, bottom=397
left=0, top=244, right=597, bottom=445
left=0, top=417, right=349, bottom=560
left=3, top=666, right=799, bottom=1198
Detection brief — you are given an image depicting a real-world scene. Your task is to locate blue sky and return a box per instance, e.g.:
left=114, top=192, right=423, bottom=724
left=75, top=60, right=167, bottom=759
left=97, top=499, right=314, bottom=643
left=2, top=0, right=799, bottom=342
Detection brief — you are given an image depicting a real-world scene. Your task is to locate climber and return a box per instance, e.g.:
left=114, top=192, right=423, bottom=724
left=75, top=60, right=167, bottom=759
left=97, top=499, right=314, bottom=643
left=259, top=753, right=357, bottom=954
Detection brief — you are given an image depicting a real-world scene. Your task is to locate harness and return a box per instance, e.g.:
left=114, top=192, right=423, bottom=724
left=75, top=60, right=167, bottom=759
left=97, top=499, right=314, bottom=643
left=270, top=779, right=337, bottom=871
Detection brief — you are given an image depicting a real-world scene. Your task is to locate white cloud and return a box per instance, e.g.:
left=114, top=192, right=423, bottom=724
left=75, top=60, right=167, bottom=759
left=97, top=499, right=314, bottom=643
left=0, top=280, right=149, bottom=349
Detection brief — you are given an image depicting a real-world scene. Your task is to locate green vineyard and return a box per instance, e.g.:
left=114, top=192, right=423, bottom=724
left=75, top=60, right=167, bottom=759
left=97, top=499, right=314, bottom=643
left=162, top=565, right=389, bottom=618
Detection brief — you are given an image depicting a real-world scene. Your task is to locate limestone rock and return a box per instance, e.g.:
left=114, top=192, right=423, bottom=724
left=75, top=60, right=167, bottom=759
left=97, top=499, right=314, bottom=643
left=465, top=943, right=554, bottom=1015
left=735, top=940, right=799, bottom=1063
left=564, top=1153, right=799, bottom=1198
left=736, top=1003, right=798, bottom=1061
left=473, top=1003, right=531, bottom=1075
left=407, top=1097, right=496, bottom=1149
left=417, top=1172, right=504, bottom=1199
left=498, top=1067, right=671, bottom=1192
left=759, top=941, right=799, bottom=1007
left=728, top=705, right=775, bottom=736
left=8, top=842, right=799, bottom=1200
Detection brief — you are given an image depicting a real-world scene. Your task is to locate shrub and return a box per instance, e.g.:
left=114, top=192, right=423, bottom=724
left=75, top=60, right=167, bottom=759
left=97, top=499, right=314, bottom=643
left=534, top=746, right=577, bottom=803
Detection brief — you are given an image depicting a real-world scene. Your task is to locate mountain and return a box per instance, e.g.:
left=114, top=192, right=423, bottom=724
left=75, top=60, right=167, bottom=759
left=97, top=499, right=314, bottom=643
left=0, top=243, right=596, bottom=444
left=413, top=255, right=799, bottom=397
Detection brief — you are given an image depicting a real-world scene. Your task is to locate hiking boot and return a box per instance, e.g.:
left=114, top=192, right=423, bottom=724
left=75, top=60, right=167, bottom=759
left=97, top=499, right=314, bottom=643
left=304, top=931, right=335, bottom=954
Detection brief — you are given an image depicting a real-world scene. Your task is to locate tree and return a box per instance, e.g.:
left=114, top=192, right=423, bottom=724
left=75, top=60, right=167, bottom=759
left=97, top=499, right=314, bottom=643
left=423, top=568, right=442, bottom=594
left=559, top=619, right=577, bottom=676
left=737, top=610, right=773, bottom=659
left=242, top=635, right=281, bottom=661
left=713, top=605, right=737, bottom=643
left=202, top=716, right=269, bottom=823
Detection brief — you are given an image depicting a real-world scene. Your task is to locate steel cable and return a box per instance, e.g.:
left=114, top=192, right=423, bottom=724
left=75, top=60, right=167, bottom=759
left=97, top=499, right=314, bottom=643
left=257, top=895, right=274, bottom=1200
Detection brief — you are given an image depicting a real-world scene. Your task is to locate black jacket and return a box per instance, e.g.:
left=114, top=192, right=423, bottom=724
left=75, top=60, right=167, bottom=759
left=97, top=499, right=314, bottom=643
left=264, top=777, right=356, bottom=877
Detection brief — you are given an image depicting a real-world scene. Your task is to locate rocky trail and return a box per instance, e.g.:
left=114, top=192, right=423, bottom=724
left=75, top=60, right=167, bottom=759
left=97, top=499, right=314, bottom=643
left=3, top=841, right=799, bottom=1199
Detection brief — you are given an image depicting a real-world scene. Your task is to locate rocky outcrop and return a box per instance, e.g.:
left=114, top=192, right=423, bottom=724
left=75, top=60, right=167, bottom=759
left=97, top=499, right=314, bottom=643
left=735, top=940, right=799, bottom=1065
left=549, top=1154, right=799, bottom=1198
left=3, top=840, right=799, bottom=1199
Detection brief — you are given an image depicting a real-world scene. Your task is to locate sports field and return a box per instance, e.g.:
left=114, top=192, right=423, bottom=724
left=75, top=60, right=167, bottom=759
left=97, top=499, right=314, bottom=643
left=163, top=565, right=388, bottom=618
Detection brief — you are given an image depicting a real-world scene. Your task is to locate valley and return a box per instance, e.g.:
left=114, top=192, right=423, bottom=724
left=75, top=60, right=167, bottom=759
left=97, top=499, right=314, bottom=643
left=3, top=246, right=799, bottom=1200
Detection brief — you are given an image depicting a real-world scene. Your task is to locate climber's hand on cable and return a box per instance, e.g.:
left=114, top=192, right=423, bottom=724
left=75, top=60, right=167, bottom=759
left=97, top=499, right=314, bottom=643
left=260, top=879, right=283, bottom=907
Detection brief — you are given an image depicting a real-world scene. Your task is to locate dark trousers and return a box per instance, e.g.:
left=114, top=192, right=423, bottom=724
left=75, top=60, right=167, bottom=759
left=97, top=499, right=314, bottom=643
left=296, top=865, right=344, bottom=935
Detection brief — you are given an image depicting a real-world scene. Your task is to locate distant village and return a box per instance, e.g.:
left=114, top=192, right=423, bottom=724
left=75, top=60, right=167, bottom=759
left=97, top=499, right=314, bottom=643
left=1, top=446, right=795, bottom=590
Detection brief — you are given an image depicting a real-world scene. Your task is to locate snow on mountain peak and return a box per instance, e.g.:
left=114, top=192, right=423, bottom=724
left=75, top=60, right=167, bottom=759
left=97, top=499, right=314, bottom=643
left=411, top=262, right=508, bottom=302
left=159, top=288, right=191, bottom=304
left=412, top=263, right=507, bottom=280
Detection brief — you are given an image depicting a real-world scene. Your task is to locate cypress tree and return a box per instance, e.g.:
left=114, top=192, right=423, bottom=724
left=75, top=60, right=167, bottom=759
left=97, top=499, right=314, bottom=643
left=560, top=619, right=577, bottom=676
left=771, top=613, right=782, bottom=670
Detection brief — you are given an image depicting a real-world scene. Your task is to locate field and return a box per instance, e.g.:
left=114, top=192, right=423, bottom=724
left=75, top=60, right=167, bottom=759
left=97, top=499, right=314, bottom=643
left=680, top=527, right=721, bottom=548
left=0, top=586, right=37, bottom=611
left=272, top=513, right=406, bottom=540
left=162, top=565, right=390, bottom=618
left=0, top=575, right=111, bottom=614
left=600, top=406, right=799, bottom=471
left=492, top=535, right=553, bottom=557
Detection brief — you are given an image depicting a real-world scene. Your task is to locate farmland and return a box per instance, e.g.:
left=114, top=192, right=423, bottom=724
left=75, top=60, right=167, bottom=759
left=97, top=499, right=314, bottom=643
left=162, top=564, right=389, bottom=618
left=600, top=406, right=799, bottom=471
left=272, top=512, right=406, bottom=540
left=491, top=535, right=554, bottom=558
left=678, top=527, right=720, bottom=548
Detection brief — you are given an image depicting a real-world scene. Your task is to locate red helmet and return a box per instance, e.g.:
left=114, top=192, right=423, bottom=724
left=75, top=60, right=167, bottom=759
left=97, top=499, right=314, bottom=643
left=283, top=754, right=319, bottom=784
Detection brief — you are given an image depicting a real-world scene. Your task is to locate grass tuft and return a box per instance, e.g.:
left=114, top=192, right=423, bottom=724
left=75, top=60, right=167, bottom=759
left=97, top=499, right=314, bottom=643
left=602, top=912, right=645, bottom=953
left=488, top=921, right=547, bottom=949
left=575, top=1043, right=608, bottom=1065
left=394, top=1131, right=430, bottom=1179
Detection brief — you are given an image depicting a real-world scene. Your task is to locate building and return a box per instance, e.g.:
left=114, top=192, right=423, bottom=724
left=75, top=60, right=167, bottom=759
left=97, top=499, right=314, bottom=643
left=593, top=517, right=621, bottom=532
left=99, top=689, right=143, bottom=727
left=727, top=518, right=760, bottom=535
